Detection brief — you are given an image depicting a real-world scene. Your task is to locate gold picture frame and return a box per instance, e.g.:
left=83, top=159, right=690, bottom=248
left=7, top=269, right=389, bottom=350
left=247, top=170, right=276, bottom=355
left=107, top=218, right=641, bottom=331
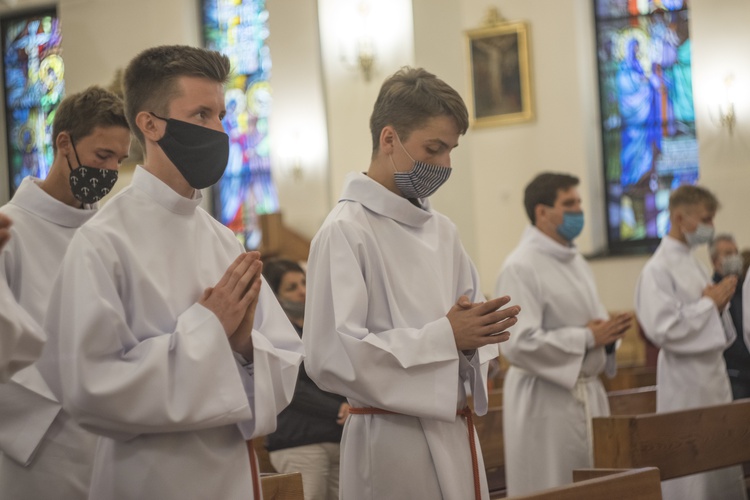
left=466, top=20, right=533, bottom=128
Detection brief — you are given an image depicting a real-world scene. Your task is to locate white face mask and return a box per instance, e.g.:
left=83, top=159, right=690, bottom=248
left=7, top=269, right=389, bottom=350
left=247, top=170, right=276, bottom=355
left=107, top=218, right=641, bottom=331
left=721, top=254, right=744, bottom=276
left=684, top=223, right=715, bottom=248
left=389, top=134, right=451, bottom=199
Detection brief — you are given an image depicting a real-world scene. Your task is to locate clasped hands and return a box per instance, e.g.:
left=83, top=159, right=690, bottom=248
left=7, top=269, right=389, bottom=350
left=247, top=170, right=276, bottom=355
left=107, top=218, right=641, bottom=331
left=199, top=251, right=262, bottom=362
left=447, top=295, right=520, bottom=351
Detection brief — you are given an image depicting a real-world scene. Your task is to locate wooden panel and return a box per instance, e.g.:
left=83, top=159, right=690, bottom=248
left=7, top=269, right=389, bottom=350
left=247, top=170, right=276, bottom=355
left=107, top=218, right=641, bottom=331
left=505, top=467, right=662, bottom=500
left=260, top=472, right=304, bottom=500
left=593, top=400, right=750, bottom=479
left=253, top=437, right=277, bottom=473
left=573, top=468, right=633, bottom=482
left=607, top=386, right=656, bottom=416
left=475, top=406, right=504, bottom=470
left=601, top=365, right=656, bottom=392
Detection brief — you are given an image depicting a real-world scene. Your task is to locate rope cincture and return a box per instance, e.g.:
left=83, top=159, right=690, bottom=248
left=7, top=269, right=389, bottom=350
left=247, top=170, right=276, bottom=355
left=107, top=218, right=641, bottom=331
left=349, top=406, right=482, bottom=500
left=246, top=439, right=261, bottom=499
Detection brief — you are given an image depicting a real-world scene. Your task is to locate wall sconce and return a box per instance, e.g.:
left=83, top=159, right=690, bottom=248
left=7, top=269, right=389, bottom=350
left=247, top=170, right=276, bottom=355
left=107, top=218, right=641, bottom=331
left=339, top=1, right=376, bottom=82
left=719, top=75, right=736, bottom=135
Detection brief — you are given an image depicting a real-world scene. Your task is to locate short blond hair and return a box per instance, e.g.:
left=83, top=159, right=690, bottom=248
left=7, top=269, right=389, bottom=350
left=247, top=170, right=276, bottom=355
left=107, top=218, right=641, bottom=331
left=668, top=184, right=719, bottom=212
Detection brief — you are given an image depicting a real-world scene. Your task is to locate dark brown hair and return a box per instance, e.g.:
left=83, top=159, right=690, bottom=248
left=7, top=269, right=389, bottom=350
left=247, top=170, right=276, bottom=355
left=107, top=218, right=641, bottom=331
left=524, top=172, right=580, bottom=224
left=668, top=184, right=719, bottom=213
left=52, top=86, right=129, bottom=152
left=262, top=259, right=305, bottom=296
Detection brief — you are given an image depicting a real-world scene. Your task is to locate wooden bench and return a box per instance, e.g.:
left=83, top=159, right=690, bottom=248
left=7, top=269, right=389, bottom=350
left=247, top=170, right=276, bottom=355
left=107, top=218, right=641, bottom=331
left=260, top=472, right=304, bottom=500
left=600, top=365, right=656, bottom=392
left=504, top=467, right=662, bottom=500
left=607, top=386, right=656, bottom=416
left=591, top=400, right=750, bottom=479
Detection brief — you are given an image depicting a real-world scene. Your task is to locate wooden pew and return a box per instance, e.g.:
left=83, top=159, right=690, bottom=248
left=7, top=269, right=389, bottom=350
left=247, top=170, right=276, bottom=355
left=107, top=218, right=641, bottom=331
left=260, top=472, right=304, bottom=500
left=607, top=386, right=656, bottom=416
left=600, top=365, right=656, bottom=392
left=505, top=467, right=662, bottom=500
left=474, top=406, right=505, bottom=497
left=591, top=400, right=750, bottom=480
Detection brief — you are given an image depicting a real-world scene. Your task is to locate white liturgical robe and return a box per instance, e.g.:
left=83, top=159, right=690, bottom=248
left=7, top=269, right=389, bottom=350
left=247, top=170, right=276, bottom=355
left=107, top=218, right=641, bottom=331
left=41, top=167, right=304, bottom=500
left=495, top=226, right=612, bottom=496
left=635, top=236, right=746, bottom=500
left=0, top=177, right=98, bottom=499
left=0, top=279, right=43, bottom=384
left=304, top=172, right=498, bottom=500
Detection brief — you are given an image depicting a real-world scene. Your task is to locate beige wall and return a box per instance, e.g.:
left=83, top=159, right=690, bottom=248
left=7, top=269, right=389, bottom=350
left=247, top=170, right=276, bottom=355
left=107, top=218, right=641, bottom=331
left=1, top=0, right=749, bottom=312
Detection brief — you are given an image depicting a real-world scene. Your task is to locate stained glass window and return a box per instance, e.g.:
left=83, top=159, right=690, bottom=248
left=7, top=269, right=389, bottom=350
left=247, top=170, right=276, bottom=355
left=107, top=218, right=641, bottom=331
left=2, top=10, right=64, bottom=195
left=594, top=0, right=697, bottom=253
left=203, top=0, right=279, bottom=250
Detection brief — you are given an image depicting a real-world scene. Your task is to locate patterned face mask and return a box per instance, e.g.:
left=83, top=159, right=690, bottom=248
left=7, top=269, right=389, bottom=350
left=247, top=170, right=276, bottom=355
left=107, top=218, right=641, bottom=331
left=390, top=134, right=451, bottom=199
left=67, top=141, right=118, bottom=204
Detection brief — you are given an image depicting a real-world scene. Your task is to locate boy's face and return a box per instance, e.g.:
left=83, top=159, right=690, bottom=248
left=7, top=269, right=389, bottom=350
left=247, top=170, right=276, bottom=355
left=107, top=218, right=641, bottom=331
left=67, top=125, right=131, bottom=171
left=165, top=76, right=226, bottom=133
left=391, top=115, right=460, bottom=171
left=677, top=203, right=715, bottom=234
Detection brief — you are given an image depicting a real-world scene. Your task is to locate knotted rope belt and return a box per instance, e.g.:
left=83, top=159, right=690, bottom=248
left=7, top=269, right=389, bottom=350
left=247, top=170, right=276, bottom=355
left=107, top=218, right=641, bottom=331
left=349, top=406, right=481, bottom=500
left=246, top=440, right=261, bottom=499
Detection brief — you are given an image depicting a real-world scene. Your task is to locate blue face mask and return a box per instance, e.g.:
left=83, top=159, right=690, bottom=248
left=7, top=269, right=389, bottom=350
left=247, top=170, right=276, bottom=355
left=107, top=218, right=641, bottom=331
left=557, top=211, right=584, bottom=241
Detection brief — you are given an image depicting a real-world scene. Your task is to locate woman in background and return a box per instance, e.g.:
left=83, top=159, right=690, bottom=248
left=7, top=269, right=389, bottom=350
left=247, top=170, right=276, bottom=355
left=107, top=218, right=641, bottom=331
left=263, top=259, right=349, bottom=500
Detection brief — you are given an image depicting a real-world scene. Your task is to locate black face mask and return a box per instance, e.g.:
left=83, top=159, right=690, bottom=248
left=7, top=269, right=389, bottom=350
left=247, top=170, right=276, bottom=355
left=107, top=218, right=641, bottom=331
left=151, top=113, right=229, bottom=189
left=67, top=142, right=118, bottom=205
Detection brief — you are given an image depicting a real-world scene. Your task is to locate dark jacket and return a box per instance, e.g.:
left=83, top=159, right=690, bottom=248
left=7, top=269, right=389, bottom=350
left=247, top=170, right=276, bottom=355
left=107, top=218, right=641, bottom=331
left=713, top=272, right=750, bottom=381
left=266, top=324, right=347, bottom=451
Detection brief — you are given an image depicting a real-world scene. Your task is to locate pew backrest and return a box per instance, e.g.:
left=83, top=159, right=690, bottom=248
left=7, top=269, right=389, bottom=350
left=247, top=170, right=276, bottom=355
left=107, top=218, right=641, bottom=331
left=607, top=386, right=656, bottom=415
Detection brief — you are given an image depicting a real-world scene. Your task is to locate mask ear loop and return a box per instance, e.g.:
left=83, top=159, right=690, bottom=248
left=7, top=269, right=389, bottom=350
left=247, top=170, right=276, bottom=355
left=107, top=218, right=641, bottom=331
left=66, top=137, right=83, bottom=172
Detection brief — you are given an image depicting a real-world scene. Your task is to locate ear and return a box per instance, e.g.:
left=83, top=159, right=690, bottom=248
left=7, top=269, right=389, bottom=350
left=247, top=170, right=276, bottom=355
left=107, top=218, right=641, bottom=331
left=136, top=111, right=163, bottom=142
left=534, top=204, right=547, bottom=225
left=55, top=131, right=72, bottom=157
left=379, top=125, right=397, bottom=155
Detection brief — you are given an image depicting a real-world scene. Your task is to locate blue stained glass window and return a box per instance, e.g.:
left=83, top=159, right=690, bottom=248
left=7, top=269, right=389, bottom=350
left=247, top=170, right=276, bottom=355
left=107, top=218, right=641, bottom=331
left=594, top=0, right=698, bottom=252
left=203, top=0, right=280, bottom=250
left=2, top=10, right=64, bottom=195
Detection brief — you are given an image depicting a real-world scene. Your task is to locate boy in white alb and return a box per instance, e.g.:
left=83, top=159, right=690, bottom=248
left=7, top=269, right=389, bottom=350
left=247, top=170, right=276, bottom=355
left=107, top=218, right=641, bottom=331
left=42, top=45, right=304, bottom=500
left=0, top=213, right=45, bottom=383
left=304, top=67, right=519, bottom=500
left=636, top=185, right=746, bottom=500
left=0, top=86, right=131, bottom=499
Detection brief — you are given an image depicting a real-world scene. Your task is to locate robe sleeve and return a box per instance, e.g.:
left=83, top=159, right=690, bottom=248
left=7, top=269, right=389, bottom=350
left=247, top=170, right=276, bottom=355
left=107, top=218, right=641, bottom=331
left=635, top=261, right=730, bottom=354
left=303, top=221, right=484, bottom=422
left=495, top=261, right=589, bottom=390
left=0, top=278, right=45, bottom=383
left=42, top=231, right=300, bottom=439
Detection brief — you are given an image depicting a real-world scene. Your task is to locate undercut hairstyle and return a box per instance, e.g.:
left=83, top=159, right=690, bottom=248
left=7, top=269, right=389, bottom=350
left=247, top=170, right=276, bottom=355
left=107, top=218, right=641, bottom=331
left=123, top=45, right=231, bottom=146
left=369, top=67, right=468, bottom=155
left=668, top=185, right=719, bottom=213
left=262, top=259, right=305, bottom=297
left=524, top=172, right=580, bottom=224
left=52, top=86, right=129, bottom=152
left=709, top=233, right=736, bottom=261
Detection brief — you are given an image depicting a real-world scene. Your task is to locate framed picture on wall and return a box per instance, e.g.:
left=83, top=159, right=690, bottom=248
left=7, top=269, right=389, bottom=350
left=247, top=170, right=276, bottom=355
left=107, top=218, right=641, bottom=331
left=466, top=20, right=533, bottom=128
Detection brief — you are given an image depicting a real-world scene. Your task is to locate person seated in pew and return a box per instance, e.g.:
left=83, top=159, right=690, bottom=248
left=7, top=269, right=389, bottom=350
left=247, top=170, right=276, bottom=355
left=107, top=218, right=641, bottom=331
left=495, top=172, right=631, bottom=496
left=636, top=185, right=746, bottom=500
left=262, top=259, right=349, bottom=500
left=710, top=234, right=750, bottom=400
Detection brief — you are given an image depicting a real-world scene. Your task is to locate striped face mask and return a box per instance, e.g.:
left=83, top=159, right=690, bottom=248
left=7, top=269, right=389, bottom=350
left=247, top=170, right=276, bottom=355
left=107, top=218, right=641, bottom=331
left=390, top=135, right=451, bottom=199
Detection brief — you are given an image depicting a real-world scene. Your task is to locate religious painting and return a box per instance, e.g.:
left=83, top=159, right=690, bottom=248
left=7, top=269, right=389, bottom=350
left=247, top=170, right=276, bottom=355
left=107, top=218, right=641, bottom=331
left=595, top=0, right=697, bottom=253
left=2, top=9, right=64, bottom=196
left=466, top=21, right=533, bottom=128
left=203, top=0, right=280, bottom=250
